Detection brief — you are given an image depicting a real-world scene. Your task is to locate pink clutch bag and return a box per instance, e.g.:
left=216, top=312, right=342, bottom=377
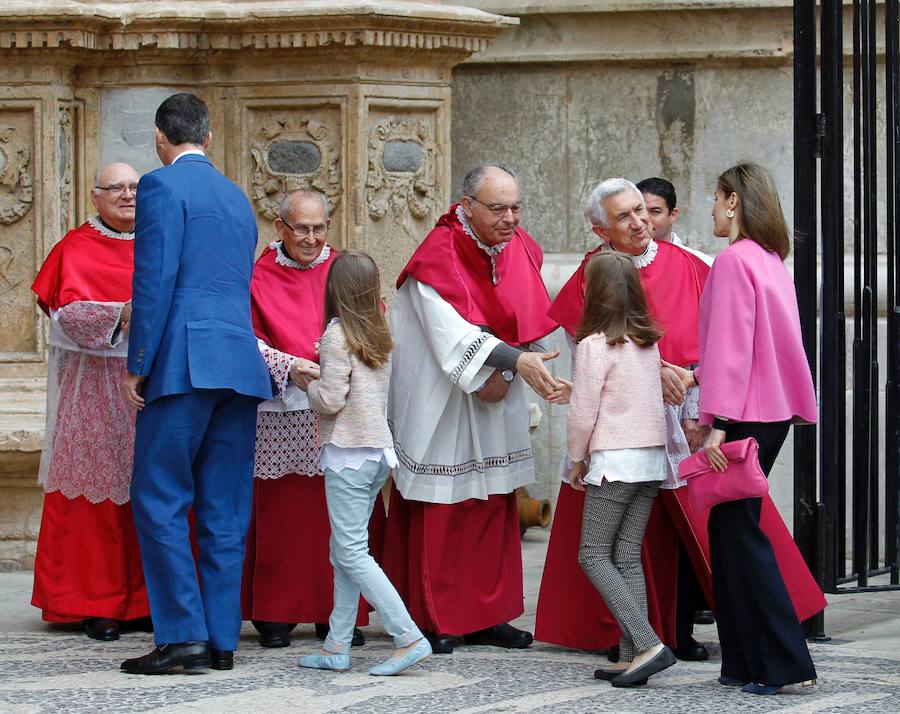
left=677, top=437, right=768, bottom=512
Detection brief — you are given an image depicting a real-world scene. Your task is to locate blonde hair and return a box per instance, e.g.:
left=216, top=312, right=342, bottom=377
left=324, top=251, right=392, bottom=368
left=718, top=161, right=791, bottom=260
left=576, top=251, right=663, bottom=347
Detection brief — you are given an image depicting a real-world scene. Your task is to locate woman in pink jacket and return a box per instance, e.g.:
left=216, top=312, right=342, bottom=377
left=671, top=162, right=818, bottom=695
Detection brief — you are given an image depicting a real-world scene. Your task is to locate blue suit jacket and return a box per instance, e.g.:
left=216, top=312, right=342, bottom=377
left=128, top=154, right=273, bottom=404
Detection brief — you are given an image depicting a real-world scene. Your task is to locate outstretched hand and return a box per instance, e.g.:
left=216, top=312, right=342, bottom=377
left=547, top=379, right=573, bottom=405
left=516, top=350, right=561, bottom=399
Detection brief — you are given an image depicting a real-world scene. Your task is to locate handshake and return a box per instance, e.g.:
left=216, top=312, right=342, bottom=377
left=290, top=358, right=320, bottom=391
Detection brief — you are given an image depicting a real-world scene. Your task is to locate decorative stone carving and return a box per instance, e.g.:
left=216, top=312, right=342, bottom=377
left=0, top=125, right=33, bottom=225
left=250, top=114, right=341, bottom=221
left=58, top=107, right=73, bottom=236
left=366, top=116, right=436, bottom=230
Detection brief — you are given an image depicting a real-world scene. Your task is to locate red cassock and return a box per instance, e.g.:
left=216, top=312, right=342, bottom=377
left=382, top=205, right=556, bottom=635
left=241, top=245, right=383, bottom=626
left=30, top=220, right=149, bottom=623
left=534, top=241, right=826, bottom=650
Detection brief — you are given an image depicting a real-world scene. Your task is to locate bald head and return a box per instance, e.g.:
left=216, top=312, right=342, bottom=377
left=460, top=163, right=522, bottom=246
left=91, top=162, right=139, bottom=233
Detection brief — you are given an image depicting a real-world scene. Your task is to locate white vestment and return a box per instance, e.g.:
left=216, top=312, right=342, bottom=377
left=388, top=277, right=544, bottom=505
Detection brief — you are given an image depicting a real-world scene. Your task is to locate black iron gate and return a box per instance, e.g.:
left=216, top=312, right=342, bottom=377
left=793, top=0, right=900, bottom=635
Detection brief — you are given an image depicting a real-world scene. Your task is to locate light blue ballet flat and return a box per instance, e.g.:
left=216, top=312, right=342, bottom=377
left=369, top=638, right=432, bottom=676
left=297, top=653, right=350, bottom=672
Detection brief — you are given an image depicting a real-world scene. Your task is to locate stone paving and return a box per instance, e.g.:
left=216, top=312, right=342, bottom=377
left=1, top=529, right=900, bottom=713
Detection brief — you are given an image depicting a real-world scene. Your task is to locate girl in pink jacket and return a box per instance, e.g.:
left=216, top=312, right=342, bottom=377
left=565, top=251, right=676, bottom=688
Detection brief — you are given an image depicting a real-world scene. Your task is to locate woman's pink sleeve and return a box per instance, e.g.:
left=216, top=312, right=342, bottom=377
left=697, top=251, right=756, bottom=421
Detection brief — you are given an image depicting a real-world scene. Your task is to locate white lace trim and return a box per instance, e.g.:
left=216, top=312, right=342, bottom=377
left=630, top=239, right=658, bottom=270
left=455, top=205, right=507, bottom=284
left=271, top=241, right=331, bottom=270
left=88, top=216, right=134, bottom=241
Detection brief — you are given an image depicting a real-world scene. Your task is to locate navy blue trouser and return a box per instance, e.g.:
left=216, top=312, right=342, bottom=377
left=708, top=420, right=817, bottom=687
left=131, top=388, right=258, bottom=651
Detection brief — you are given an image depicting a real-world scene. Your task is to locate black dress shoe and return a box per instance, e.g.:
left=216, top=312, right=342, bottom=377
left=611, top=646, right=676, bottom=688
left=594, top=667, right=647, bottom=685
left=211, top=649, right=233, bottom=670
left=463, top=622, right=533, bottom=649
left=424, top=631, right=456, bottom=654
left=694, top=609, right=715, bottom=625
left=673, top=637, right=709, bottom=661
left=314, top=623, right=365, bottom=647
left=84, top=618, right=120, bottom=641
left=253, top=621, right=295, bottom=648
left=120, top=642, right=210, bottom=675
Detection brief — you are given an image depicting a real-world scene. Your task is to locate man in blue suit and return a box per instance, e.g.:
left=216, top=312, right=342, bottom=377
left=120, top=93, right=272, bottom=674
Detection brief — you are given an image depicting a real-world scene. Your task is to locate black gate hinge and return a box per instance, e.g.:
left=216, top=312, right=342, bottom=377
left=815, top=113, right=826, bottom=158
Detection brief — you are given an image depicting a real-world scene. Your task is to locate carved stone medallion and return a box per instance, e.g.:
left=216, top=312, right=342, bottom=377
left=366, top=116, right=436, bottom=231
left=250, top=114, right=341, bottom=221
left=0, top=125, right=33, bottom=225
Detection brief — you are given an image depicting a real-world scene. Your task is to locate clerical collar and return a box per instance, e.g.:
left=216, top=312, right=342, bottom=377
left=455, top=204, right=507, bottom=285
left=272, top=241, right=331, bottom=270
left=89, top=215, right=134, bottom=241
left=605, top=239, right=658, bottom=270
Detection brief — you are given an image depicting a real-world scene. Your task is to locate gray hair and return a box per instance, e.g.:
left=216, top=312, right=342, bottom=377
left=461, top=162, right=519, bottom=198
left=278, top=190, right=329, bottom=222
left=584, top=178, right=642, bottom=228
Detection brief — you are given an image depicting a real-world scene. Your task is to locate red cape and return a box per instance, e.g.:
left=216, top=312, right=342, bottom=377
left=250, top=245, right=337, bottom=362
left=397, top=205, right=556, bottom=346
left=31, top=220, right=134, bottom=313
left=548, top=241, right=710, bottom=366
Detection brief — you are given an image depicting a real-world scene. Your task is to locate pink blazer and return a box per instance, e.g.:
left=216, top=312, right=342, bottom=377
left=695, top=238, right=817, bottom=426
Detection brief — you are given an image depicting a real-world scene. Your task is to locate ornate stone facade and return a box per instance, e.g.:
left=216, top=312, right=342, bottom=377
left=0, top=0, right=515, bottom=568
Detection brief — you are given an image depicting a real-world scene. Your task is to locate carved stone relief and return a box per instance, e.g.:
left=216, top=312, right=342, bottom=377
left=58, top=107, right=73, bottom=236
left=0, top=108, right=37, bottom=358
left=250, top=114, right=341, bottom=222
left=365, top=115, right=436, bottom=233
left=0, top=125, right=33, bottom=225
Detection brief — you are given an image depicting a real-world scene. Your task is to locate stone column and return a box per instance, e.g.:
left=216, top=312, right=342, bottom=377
left=0, top=0, right=515, bottom=568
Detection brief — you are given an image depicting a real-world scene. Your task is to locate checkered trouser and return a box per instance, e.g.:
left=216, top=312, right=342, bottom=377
left=578, top=480, right=661, bottom=662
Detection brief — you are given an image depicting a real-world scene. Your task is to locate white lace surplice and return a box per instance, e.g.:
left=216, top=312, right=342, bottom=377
left=254, top=341, right=323, bottom=478
left=40, top=300, right=135, bottom=505
left=388, top=278, right=541, bottom=505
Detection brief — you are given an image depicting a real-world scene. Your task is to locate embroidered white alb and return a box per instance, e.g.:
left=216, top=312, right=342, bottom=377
left=88, top=216, right=134, bottom=241
left=272, top=241, right=331, bottom=270
left=455, top=204, right=508, bottom=285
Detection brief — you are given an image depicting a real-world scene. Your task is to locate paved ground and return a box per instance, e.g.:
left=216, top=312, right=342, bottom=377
left=2, top=529, right=900, bottom=713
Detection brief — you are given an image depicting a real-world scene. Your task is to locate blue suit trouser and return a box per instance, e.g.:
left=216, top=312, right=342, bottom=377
left=130, top=388, right=258, bottom=650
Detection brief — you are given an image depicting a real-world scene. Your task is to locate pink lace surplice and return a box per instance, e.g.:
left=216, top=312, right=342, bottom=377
left=41, top=301, right=135, bottom=505
left=254, top=342, right=322, bottom=478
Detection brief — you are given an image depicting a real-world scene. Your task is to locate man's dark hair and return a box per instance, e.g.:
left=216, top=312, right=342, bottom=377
left=636, top=177, right=676, bottom=211
left=155, top=93, right=209, bottom=146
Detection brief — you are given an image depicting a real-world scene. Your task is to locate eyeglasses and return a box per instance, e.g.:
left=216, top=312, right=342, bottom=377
left=466, top=195, right=524, bottom=217
left=280, top=220, right=327, bottom=238
left=95, top=183, right=139, bottom=196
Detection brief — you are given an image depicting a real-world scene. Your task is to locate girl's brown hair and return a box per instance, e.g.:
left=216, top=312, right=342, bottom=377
left=575, top=251, right=663, bottom=347
left=324, top=251, right=392, bottom=368
left=718, top=161, right=791, bottom=260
